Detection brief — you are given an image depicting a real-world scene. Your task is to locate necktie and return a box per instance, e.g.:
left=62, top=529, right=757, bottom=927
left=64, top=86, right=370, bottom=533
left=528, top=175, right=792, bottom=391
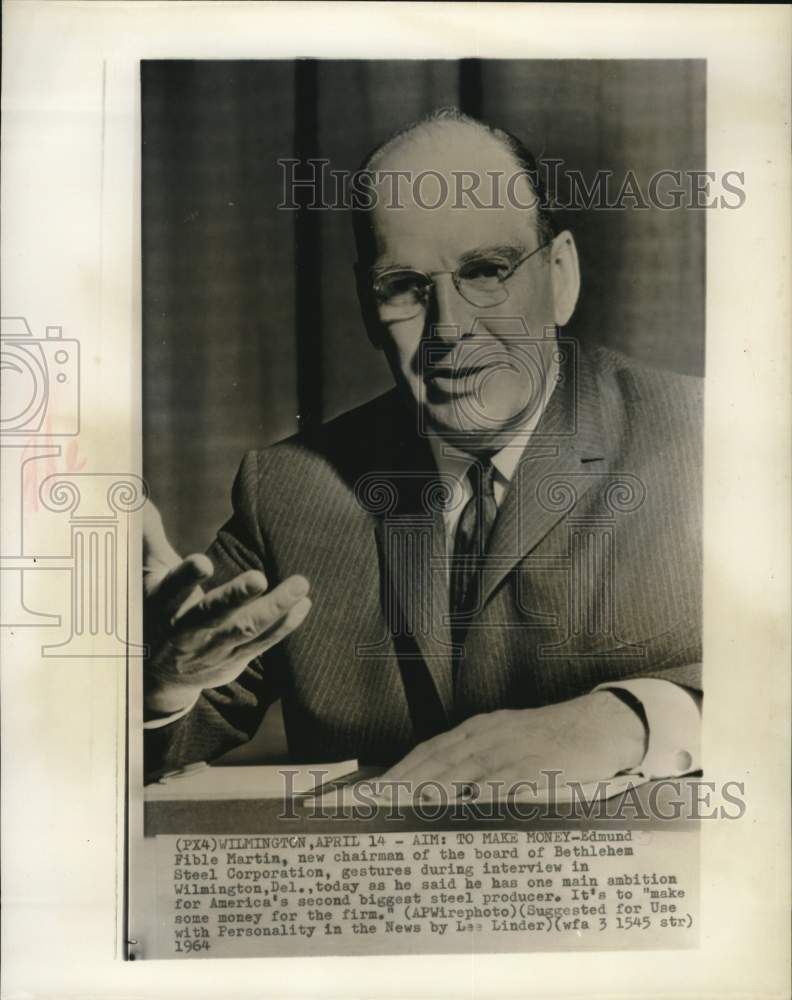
left=449, top=459, right=498, bottom=650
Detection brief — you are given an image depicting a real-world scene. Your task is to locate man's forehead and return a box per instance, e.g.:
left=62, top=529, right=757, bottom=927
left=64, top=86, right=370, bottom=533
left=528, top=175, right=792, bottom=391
left=370, top=201, right=531, bottom=268
left=368, top=123, right=538, bottom=267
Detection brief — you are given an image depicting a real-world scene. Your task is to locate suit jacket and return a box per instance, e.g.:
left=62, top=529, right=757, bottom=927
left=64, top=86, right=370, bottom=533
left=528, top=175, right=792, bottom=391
left=145, top=345, right=703, bottom=781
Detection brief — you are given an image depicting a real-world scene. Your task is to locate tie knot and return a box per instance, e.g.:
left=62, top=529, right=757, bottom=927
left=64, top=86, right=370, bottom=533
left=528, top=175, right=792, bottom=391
left=466, top=459, right=497, bottom=499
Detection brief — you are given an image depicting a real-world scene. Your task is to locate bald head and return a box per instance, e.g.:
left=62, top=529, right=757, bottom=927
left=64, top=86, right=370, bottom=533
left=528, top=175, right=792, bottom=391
left=352, top=108, right=555, bottom=265
left=368, top=109, right=512, bottom=172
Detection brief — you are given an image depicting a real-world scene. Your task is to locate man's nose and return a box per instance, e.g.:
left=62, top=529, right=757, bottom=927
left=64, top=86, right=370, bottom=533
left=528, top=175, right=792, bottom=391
left=428, top=274, right=474, bottom=342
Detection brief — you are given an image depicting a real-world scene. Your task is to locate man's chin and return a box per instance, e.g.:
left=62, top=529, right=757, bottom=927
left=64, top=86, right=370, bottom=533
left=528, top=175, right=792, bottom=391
left=423, top=403, right=531, bottom=452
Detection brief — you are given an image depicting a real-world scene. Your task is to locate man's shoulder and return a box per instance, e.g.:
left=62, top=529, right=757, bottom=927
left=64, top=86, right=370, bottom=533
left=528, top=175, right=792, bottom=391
left=589, top=345, right=702, bottom=395
left=588, top=345, right=703, bottom=425
left=583, top=346, right=703, bottom=475
left=279, top=388, right=404, bottom=458
left=239, top=388, right=405, bottom=497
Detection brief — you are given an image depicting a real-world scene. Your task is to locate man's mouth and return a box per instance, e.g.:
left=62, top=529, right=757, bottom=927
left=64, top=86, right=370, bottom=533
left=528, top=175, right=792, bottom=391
left=424, top=363, right=493, bottom=381
left=422, top=360, right=509, bottom=400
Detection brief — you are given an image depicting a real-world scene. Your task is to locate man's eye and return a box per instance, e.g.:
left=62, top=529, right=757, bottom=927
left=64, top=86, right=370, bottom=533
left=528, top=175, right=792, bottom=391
left=459, top=258, right=511, bottom=284
left=376, top=271, right=429, bottom=301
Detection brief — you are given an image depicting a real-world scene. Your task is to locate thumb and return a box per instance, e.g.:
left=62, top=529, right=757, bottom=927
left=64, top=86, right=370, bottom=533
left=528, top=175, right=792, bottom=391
left=143, top=499, right=182, bottom=578
left=152, top=553, right=214, bottom=617
left=142, top=501, right=212, bottom=611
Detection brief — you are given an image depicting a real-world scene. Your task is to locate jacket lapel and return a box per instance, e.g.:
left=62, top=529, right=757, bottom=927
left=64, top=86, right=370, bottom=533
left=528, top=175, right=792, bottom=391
left=480, top=347, right=612, bottom=607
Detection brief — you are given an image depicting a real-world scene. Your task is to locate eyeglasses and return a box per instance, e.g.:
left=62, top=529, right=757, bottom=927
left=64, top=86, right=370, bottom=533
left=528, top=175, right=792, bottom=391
left=370, top=243, right=550, bottom=320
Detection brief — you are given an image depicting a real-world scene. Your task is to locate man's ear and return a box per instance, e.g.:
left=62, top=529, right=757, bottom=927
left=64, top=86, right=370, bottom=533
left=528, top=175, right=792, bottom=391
left=549, top=230, right=580, bottom=327
left=354, top=262, right=384, bottom=350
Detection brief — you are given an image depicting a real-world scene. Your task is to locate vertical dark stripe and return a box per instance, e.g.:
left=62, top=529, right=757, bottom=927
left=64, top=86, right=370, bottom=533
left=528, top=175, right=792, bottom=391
left=293, top=59, right=323, bottom=434
left=458, top=58, right=483, bottom=119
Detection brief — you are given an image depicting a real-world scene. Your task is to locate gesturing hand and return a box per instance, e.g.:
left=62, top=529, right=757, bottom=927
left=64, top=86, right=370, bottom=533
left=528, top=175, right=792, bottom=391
left=379, top=692, right=647, bottom=802
left=143, top=501, right=311, bottom=718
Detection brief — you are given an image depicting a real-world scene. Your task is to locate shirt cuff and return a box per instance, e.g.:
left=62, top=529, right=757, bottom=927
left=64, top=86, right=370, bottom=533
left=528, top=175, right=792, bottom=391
left=143, top=696, right=200, bottom=730
left=595, top=678, right=702, bottom=780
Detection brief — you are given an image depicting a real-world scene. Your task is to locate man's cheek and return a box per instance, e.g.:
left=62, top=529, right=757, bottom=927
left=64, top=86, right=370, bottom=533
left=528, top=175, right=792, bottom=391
left=383, top=324, right=424, bottom=378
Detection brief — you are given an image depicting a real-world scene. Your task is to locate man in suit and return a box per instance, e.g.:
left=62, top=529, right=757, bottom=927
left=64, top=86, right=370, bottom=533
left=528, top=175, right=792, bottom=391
left=143, top=108, right=702, bottom=793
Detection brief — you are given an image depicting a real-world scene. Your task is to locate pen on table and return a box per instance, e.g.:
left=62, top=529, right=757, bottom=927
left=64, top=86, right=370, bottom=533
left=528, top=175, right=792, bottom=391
left=156, top=761, right=209, bottom=783
left=299, top=766, right=382, bottom=801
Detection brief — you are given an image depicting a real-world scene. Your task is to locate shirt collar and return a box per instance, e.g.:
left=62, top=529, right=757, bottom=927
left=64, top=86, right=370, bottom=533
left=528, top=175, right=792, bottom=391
left=428, top=352, right=559, bottom=486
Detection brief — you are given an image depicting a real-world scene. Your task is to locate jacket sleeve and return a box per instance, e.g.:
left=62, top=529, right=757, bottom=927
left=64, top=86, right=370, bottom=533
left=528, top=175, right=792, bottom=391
left=622, top=662, right=703, bottom=694
left=144, top=451, right=284, bottom=783
left=642, top=663, right=701, bottom=691
left=617, top=622, right=702, bottom=692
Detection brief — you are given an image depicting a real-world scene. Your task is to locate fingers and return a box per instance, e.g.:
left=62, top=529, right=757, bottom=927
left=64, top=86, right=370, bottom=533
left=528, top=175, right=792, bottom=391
left=411, top=741, right=523, bottom=799
left=149, top=568, right=312, bottom=696
left=149, top=591, right=313, bottom=697
left=231, top=595, right=312, bottom=658
left=176, top=569, right=274, bottom=629
left=155, top=554, right=214, bottom=619
left=380, top=723, right=471, bottom=780
left=177, top=574, right=310, bottom=652
left=255, top=575, right=310, bottom=619
left=377, top=704, right=607, bottom=805
left=205, top=577, right=310, bottom=651
left=379, top=712, right=527, bottom=802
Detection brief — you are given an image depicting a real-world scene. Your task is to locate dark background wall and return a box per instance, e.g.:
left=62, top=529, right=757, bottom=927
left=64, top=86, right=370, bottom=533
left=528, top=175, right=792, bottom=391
left=143, top=59, right=705, bottom=556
